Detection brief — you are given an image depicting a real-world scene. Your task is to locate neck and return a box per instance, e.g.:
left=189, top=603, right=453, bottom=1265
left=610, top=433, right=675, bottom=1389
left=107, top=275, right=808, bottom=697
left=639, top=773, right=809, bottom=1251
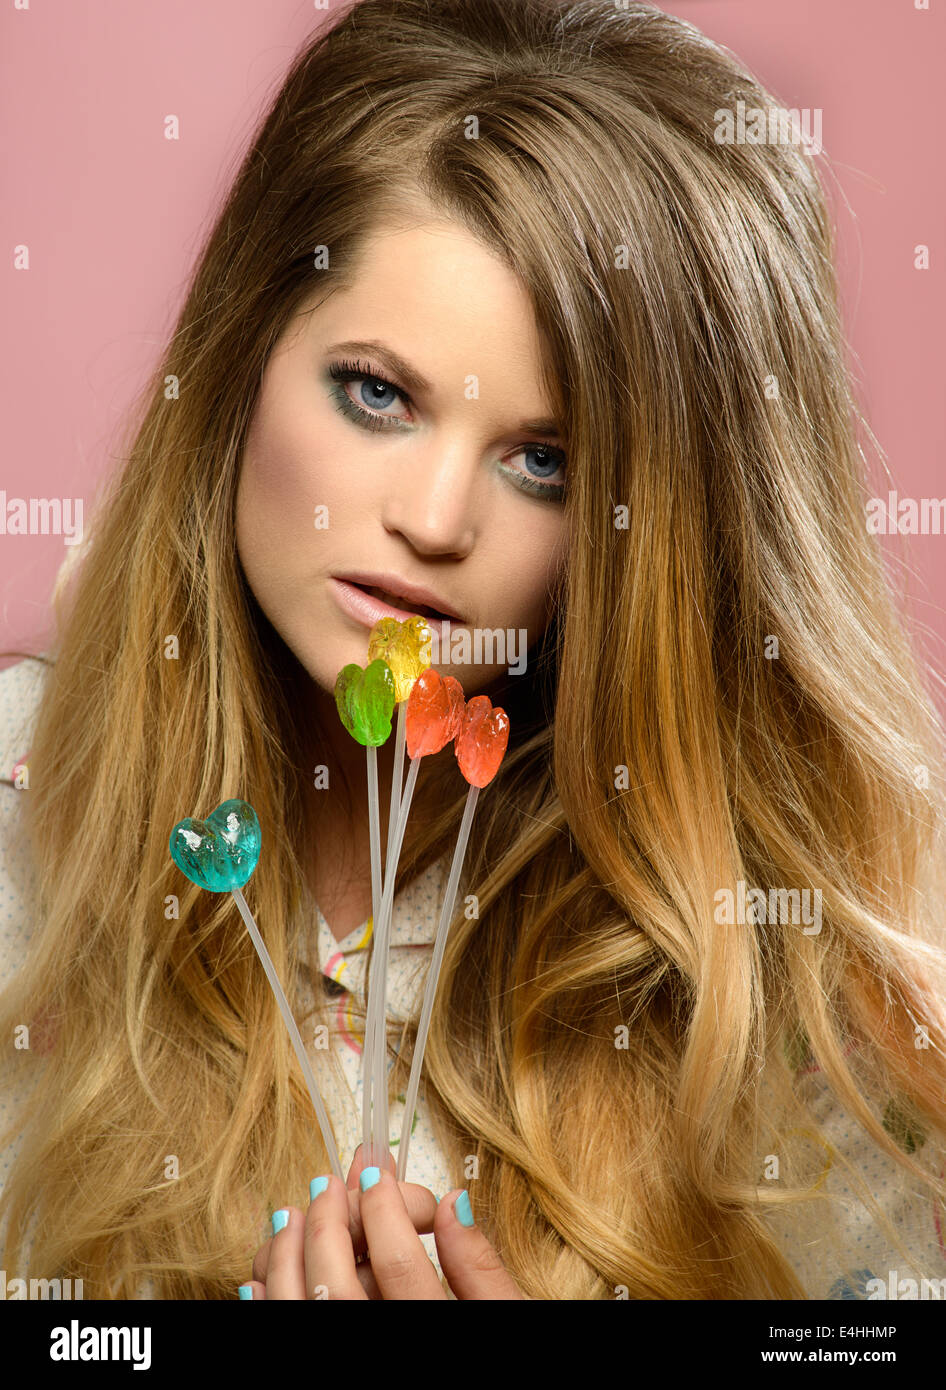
left=286, top=662, right=459, bottom=931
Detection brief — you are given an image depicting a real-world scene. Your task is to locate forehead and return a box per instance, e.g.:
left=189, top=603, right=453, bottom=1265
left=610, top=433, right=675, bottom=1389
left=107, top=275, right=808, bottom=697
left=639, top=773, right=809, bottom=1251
left=287, top=220, right=559, bottom=420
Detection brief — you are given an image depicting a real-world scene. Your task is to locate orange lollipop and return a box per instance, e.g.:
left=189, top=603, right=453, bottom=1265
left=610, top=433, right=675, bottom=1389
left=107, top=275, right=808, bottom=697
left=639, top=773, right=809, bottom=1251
left=454, top=695, right=510, bottom=787
left=395, top=689, right=511, bottom=1182
left=405, top=669, right=465, bottom=758
left=365, top=668, right=466, bottom=1165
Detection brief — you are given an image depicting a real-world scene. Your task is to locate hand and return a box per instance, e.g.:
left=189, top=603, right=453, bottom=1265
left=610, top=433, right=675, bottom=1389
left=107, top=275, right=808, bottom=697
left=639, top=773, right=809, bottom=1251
left=243, top=1144, right=523, bottom=1300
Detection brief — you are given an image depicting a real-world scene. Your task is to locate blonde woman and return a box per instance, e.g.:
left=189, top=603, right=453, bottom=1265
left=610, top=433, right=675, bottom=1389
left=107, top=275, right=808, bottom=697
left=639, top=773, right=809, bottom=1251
left=1, top=0, right=944, bottom=1301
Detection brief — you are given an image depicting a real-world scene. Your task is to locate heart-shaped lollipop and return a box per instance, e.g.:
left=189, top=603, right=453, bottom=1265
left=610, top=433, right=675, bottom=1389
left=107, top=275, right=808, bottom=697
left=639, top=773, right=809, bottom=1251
left=405, top=668, right=465, bottom=758
left=367, top=616, right=432, bottom=703
left=455, top=696, right=510, bottom=788
left=394, top=692, right=512, bottom=1182
left=169, top=798, right=261, bottom=892
left=168, top=796, right=344, bottom=1179
left=335, top=658, right=396, bottom=745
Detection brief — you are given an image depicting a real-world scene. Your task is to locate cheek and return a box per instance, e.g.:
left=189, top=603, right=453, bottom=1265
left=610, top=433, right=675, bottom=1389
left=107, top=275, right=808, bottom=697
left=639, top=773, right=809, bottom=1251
left=239, top=393, right=316, bottom=518
left=235, top=407, right=323, bottom=615
left=236, top=386, right=362, bottom=568
left=494, top=514, right=566, bottom=626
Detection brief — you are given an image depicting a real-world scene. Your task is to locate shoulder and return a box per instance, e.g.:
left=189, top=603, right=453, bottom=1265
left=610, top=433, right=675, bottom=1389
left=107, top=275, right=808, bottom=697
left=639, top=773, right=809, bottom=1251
left=0, top=656, right=50, bottom=981
left=0, top=656, right=50, bottom=784
left=0, top=657, right=50, bottom=1268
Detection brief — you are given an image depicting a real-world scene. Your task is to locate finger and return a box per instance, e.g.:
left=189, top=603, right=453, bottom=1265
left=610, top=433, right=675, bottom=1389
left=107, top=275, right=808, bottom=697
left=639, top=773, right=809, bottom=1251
left=305, top=1175, right=369, bottom=1301
left=251, top=1236, right=273, bottom=1286
left=357, top=1165, right=446, bottom=1300
left=252, top=1186, right=433, bottom=1269
left=306, top=1174, right=378, bottom=1292
left=342, top=1146, right=437, bottom=1250
left=434, top=1190, right=524, bottom=1300
left=250, top=1177, right=436, bottom=1287
left=346, top=1142, right=397, bottom=1188
left=265, top=1207, right=308, bottom=1300
left=237, top=1280, right=266, bottom=1301
left=346, top=1179, right=438, bottom=1250
left=356, top=1261, right=383, bottom=1300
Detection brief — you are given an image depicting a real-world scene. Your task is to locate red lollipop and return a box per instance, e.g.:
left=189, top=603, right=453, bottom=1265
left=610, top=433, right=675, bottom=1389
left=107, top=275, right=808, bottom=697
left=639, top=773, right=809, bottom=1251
left=395, top=689, right=511, bottom=1180
left=405, top=669, right=465, bottom=758
left=455, top=695, right=510, bottom=787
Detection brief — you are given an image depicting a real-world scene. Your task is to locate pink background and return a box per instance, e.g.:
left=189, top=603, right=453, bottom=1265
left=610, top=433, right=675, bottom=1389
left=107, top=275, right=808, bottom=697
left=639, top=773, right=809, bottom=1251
left=2, top=0, right=944, bottom=716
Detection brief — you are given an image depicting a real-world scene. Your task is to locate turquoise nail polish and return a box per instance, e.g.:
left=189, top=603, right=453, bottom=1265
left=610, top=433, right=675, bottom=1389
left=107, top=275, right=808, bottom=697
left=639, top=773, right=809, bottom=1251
left=455, top=1190, right=474, bottom=1227
left=359, top=1166, right=381, bottom=1192
left=310, top=1175, right=330, bottom=1201
left=238, top=1284, right=253, bottom=1300
left=435, top=1195, right=440, bottom=1205
left=272, top=1208, right=289, bottom=1234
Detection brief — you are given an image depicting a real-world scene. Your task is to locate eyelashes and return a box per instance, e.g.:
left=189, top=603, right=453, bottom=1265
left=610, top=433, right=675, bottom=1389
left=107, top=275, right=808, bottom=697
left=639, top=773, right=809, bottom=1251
left=327, top=359, right=409, bottom=433
left=325, top=357, right=566, bottom=501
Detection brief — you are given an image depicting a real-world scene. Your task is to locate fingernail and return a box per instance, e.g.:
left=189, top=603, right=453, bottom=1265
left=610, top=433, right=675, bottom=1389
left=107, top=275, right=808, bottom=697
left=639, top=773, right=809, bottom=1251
left=435, top=1195, right=440, bottom=1205
left=272, top=1208, right=289, bottom=1234
left=454, top=1190, right=474, bottom=1227
left=359, top=1166, right=381, bottom=1192
left=238, top=1285, right=253, bottom=1300
left=309, top=1176, right=330, bottom=1201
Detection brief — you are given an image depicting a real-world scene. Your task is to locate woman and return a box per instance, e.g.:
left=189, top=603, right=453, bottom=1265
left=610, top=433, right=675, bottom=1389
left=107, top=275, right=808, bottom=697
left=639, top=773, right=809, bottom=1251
left=1, top=0, right=944, bottom=1300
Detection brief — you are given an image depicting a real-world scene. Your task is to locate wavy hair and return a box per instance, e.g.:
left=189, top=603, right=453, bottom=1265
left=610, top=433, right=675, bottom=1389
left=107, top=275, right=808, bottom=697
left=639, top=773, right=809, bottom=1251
left=2, top=0, right=945, bottom=1298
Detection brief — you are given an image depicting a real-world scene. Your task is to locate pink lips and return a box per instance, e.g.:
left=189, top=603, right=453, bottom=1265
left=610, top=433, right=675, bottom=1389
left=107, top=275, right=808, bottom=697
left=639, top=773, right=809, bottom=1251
left=329, top=577, right=460, bottom=633
left=334, top=570, right=461, bottom=619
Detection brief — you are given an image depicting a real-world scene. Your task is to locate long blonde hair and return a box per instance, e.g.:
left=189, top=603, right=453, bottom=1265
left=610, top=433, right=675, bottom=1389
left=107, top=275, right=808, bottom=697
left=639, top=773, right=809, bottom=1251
left=2, top=0, right=945, bottom=1298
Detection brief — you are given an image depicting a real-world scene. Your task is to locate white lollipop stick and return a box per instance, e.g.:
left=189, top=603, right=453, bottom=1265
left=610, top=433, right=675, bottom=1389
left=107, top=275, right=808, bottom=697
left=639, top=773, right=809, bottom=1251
left=385, top=703, right=407, bottom=876
left=395, top=784, right=479, bottom=1182
left=362, top=743, right=385, bottom=1167
left=370, top=754, right=421, bottom=1161
left=362, top=702, right=404, bottom=1167
left=231, top=885, right=343, bottom=1180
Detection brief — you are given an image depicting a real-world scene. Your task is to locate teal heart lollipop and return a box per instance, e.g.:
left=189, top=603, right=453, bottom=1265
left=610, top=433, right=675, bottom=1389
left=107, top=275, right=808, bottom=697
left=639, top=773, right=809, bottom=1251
left=167, top=796, right=344, bottom=1181
left=169, top=798, right=261, bottom=892
left=334, top=658, right=396, bottom=745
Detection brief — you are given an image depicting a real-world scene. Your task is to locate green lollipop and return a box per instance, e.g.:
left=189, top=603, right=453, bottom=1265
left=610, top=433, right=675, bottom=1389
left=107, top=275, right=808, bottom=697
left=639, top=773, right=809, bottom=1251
left=333, top=655, right=397, bottom=1167
left=334, top=658, right=396, bottom=745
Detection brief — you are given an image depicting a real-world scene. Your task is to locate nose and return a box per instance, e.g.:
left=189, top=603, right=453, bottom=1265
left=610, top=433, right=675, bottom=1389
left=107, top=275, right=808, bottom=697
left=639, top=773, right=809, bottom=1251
left=379, top=440, right=477, bottom=557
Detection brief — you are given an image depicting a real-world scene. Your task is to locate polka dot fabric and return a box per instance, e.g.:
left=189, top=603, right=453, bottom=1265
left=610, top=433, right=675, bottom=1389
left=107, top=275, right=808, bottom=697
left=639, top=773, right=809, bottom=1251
left=762, top=1045, right=945, bottom=1299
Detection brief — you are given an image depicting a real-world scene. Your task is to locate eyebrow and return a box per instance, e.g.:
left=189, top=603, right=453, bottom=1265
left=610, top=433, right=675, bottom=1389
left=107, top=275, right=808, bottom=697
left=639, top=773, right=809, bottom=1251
left=323, top=338, right=561, bottom=439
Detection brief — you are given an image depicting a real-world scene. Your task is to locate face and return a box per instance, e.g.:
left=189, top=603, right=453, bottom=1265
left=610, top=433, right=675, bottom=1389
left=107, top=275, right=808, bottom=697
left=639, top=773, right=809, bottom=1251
left=236, top=216, right=568, bottom=712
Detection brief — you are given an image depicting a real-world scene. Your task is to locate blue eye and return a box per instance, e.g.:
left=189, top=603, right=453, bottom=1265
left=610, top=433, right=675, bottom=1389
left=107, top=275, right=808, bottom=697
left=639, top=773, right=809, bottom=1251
left=355, top=377, right=398, bottom=410
left=327, top=360, right=410, bottom=430
left=325, top=357, right=567, bottom=502
left=498, top=446, right=566, bottom=501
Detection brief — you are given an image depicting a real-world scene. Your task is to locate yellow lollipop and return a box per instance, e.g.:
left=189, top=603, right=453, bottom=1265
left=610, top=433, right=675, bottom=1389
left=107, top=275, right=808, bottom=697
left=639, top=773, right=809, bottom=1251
left=367, top=615, right=433, bottom=702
